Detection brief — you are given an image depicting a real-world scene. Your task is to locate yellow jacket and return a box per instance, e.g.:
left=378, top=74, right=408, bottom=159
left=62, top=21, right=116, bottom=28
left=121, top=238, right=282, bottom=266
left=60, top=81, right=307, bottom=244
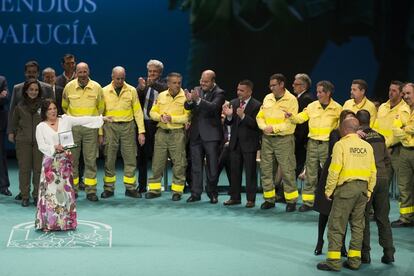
left=290, top=99, right=342, bottom=141
left=343, top=97, right=377, bottom=126
left=102, top=82, right=145, bottom=134
left=62, top=79, right=104, bottom=116
left=373, top=100, right=410, bottom=147
left=393, top=108, right=414, bottom=148
left=150, top=89, right=189, bottom=129
left=256, top=89, right=298, bottom=136
left=326, top=133, right=377, bottom=197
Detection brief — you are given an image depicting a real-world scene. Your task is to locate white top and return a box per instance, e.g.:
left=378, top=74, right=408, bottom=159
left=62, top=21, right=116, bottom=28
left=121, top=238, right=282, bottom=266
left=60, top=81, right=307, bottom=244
left=36, top=115, right=104, bottom=157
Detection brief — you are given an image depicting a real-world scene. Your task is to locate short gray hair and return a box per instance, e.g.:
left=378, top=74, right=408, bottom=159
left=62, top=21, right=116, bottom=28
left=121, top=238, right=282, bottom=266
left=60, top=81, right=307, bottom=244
left=42, top=67, right=56, bottom=76
left=295, top=73, right=311, bottom=89
left=147, top=59, right=164, bottom=72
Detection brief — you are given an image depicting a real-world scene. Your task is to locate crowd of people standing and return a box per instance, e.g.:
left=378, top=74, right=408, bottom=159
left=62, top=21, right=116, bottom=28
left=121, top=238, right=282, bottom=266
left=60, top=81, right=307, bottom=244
left=1, top=55, right=414, bottom=271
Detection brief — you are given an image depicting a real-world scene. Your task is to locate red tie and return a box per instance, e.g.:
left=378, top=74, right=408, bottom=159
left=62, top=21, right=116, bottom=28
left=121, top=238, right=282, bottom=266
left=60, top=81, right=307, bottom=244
left=240, top=100, right=246, bottom=108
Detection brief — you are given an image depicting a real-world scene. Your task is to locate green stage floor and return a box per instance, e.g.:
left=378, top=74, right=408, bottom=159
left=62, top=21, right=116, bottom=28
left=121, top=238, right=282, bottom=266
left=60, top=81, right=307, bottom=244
left=0, top=159, right=413, bottom=276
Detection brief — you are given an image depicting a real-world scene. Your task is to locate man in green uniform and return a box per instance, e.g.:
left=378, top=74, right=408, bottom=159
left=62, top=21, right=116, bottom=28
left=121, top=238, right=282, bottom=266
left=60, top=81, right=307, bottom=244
left=317, top=117, right=376, bottom=271
left=145, top=72, right=189, bottom=201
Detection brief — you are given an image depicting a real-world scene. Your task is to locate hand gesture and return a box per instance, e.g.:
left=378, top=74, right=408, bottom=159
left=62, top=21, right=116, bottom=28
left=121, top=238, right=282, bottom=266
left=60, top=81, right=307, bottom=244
left=103, top=116, right=113, bottom=123
left=263, top=126, right=273, bottom=135
left=98, top=135, right=104, bottom=145
left=222, top=103, right=233, bottom=116
left=191, top=89, right=200, bottom=102
left=284, top=111, right=292, bottom=118
left=55, top=144, right=64, bottom=153
left=0, top=90, right=7, bottom=98
left=137, top=77, right=146, bottom=90
left=8, top=133, right=14, bottom=143
left=184, top=89, right=192, bottom=102
left=138, top=133, right=146, bottom=146
left=236, top=106, right=245, bottom=119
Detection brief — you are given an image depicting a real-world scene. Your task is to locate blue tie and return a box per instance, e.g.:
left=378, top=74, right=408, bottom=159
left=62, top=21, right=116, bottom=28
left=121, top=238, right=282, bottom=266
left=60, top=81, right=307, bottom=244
left=147, top=87, right=154, bottom=118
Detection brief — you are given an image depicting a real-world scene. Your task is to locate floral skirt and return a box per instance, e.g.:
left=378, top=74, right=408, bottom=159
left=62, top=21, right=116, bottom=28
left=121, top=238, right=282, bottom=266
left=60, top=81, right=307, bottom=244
left=35, top=151, right=77, bottom=231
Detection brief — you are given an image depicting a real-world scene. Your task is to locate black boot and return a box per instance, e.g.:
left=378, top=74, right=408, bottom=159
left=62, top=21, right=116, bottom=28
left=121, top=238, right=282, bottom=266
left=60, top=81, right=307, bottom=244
left=314, top=239, right=324, bottom=255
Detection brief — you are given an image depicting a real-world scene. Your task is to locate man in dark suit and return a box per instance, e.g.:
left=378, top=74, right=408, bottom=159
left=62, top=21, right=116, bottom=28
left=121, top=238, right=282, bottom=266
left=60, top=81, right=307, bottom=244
left=55, top=54, right=76, bottom=88
left=222, top=80, right=261, bottom=208
left=0, top=75, right=11, bottom=196
left=136, top=59, right=168, bottom=194
left=185, top=70, right=226, bottom=203
left=292, top=73, right=314, bottom=177
left=42, top=67, right=64, bottom=115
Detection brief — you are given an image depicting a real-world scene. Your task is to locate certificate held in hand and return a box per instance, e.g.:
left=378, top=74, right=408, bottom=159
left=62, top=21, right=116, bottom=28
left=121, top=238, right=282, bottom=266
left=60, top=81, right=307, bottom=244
left=58, top=130, right=78, bottom=149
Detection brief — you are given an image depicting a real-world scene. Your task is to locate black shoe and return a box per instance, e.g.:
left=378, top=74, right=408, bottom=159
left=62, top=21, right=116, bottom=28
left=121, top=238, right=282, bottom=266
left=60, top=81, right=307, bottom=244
left=0, top=188, right=12, bottom=196
left=145, top=192, right=161, bottom=199
left=343, top=260, right=359, bottom=270
left=245, top=201, right=255, bottom=208
left=125, top=189, right=141, bottom=198
left=391, top=219, right=414, bottom=228
left=33, top=197, right=38, bottom=206
left=381, top=255, right=395, bottom=264
left=286, top=203, right=296, bottom=212
left=223, top=199, right=241, bottom=206
left=21, top=199, right=30, bottom=207
left=210, top=195, right=218, bottom=204
left=15, top=193, right=22, bottom=200
left=314, top=240, right=324, bottom=255
left=299, top=204, right=312, bottom=212
left=260, top=201, right=275, bottom=210
left=186, top=195, right=201, bottom=203
left=316, top=262, right=338, bottom=271
left=172, top=193, right=181, bottom=201
left=101, top=190, right=114, bottom=198
left=361, top=254, right=371, bottom=264
left=86, top=193, right=99, bottom=202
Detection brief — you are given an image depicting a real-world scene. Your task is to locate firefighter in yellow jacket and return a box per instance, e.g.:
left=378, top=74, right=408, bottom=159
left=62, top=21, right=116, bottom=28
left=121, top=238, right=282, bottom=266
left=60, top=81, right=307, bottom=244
left=391, top=82, right=414, bottom=227
left=317, top=117, right=376, bottom=271
left=256, top=73, right=298, bottom=212
left=62, top=62, right=104, bottom=201
left=286, top=80, right=342, bottom=211
left=100, top=66, right=145, bottom=199
left=373, top=81, right=410, bottom=207
left=343, top=79, right=377, bottom=126
left=145, top=72, right=189, bottom=201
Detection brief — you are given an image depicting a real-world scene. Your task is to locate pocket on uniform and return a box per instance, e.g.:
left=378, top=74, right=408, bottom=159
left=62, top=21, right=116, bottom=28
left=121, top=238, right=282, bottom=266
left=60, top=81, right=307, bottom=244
left=334, top=186, right=355, bottom=199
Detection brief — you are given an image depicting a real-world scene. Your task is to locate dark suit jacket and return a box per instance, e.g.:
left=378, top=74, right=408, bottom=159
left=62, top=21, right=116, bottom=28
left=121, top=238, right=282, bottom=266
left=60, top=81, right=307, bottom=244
left=55, top=73, right=75, bottom=88
left=294, top=90, right=314, bottom=144
left=0, top=76, right=8, bottom=131
left=54, top=85, right=64, bottom=115
left=7, top=80, right=53, bottom=134
left=225, top=97, right=261, bottom=152
left=185, top=84, right=225, bottom=142
left=137, top=78, right=168, bottom=112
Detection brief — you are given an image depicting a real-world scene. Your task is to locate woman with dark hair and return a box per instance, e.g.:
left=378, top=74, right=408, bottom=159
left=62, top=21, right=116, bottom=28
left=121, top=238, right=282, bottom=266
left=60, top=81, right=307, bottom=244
left=313, top=110, right=357, bottom=255
left=35, top=99, right=109, bottom=231
left=9, top=80, right=43, bottom=207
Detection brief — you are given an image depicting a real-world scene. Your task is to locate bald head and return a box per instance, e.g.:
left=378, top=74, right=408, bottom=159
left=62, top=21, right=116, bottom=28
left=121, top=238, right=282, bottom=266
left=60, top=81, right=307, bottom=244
left=200, top=70, right=216, bottom=91
left=76, top=62, right=90, bottom=86
left=340, top=117, right=360, bottom=136
left=112, top=66, right=126, bottom=89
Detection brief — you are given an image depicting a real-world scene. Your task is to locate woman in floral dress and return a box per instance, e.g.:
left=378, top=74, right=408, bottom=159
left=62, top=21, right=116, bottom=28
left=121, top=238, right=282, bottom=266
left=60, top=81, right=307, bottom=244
left=35, top=99, right=107, bottom=231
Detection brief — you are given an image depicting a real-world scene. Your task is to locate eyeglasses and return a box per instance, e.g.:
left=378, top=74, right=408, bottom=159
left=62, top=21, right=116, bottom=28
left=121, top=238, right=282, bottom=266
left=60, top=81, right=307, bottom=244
left=292, top=83, right=304, bottom=86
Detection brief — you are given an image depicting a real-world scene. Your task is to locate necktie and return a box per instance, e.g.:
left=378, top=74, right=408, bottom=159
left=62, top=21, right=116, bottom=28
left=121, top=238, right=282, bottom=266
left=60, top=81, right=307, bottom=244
left=240, top=100, right=246, bottom=108
left=147, top=87, right=154, bottom=118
